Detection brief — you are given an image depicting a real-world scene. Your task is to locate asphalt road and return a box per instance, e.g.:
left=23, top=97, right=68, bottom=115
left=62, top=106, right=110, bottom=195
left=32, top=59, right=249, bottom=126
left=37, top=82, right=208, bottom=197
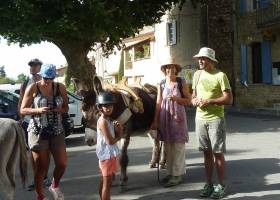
left=14, top=110, right=280, bottom=200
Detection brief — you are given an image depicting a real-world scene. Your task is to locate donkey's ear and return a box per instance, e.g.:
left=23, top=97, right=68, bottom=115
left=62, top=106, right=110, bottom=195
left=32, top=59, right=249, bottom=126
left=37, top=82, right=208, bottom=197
left=72, top=78, right=89, bottom=95
left=93, top=76, right=104, bottom=94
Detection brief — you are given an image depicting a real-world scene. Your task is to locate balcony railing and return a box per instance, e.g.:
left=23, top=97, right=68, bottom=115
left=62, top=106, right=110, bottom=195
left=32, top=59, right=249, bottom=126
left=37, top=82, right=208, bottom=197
left=256, top=0, right=280, bottom=27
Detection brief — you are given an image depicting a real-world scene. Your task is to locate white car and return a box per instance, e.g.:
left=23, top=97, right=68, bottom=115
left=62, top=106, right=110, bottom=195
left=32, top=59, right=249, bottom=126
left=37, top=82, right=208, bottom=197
left=0, top=83, right=85, bottom=131
left=67, top=91, right=85, bottom=130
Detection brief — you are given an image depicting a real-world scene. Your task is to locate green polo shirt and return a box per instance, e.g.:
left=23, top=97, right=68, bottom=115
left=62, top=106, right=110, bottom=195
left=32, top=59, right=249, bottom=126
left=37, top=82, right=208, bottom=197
left=192, top=68, right=231, bottom=120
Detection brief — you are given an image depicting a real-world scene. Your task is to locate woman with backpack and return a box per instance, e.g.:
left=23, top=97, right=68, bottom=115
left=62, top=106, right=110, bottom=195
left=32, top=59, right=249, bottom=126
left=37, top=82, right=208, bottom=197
left=151, top=58, right=191, bottom=187
left=20, top=63, right=68, bottom=200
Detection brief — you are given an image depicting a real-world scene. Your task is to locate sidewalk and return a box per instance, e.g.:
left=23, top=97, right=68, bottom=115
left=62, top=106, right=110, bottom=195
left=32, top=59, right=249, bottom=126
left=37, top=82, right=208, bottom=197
left=225, top=106, right=280, bottom=117
left=187, top=105, right=280, bottom=117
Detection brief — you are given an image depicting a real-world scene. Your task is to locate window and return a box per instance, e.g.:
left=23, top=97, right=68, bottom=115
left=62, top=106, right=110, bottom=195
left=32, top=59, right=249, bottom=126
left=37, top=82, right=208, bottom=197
left=240, top=0, right=260, bottom=13
left=167, top=20, right=177, bottom=45
left=134, top=41, right=150, bottom=61
left=240, top=41, right=272, bottom=84
left=125, top=49, right=133, bottom=70
left=251, top=42, right=262, bottom=83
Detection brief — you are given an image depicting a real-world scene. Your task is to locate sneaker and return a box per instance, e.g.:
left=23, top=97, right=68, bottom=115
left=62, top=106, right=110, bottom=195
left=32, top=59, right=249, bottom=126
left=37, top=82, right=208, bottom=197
left=43, top=177, right=52, bottom=187
left=199, top=183, right=214, bottom=197
left=49, top=186, right=64, bottom=200
left=28, top=177, right=51, bottom=191
left=210, top=184, right=226, bottom=199
left=27, top=183, right=35, bottom=191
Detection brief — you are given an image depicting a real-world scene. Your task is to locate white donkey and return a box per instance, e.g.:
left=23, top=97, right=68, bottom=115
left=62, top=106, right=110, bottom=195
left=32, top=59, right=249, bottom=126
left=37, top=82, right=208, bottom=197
left=0, top=118, right=28, bottom=200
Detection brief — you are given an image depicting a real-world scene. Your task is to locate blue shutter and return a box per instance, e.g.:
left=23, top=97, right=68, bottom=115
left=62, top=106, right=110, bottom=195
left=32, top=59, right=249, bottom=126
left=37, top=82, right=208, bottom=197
left=261, top=40, right=272, bottom=84
left=260, top=0, right=270, bottom=8
left=240, top=44, right=248, bottom=84
left=240, top=0, right=246, bottom=15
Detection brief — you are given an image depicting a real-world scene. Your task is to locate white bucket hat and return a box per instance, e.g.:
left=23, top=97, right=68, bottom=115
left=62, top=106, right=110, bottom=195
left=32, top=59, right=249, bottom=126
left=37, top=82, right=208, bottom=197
left=193, top=47, right=218, bottom=63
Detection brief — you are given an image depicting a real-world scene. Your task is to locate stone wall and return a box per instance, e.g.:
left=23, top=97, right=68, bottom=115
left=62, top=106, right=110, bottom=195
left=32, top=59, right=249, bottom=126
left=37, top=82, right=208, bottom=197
left=208, top=0, right=234, bottom=84
left=234, top=2, right=280, bottom=109
left=235, top=83, right=280, bottom=108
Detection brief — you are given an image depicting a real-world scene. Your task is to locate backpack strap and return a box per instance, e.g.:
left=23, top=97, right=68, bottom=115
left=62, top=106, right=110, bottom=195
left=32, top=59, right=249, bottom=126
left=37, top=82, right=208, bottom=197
left=22, top=77, right=30, bottom=94
left=35, top=82, right=41, bottom=96
left=193, top=70, right=202, bottom=96
left=160, top=78, right=184, bottom=97
left=55, top=82, right=60, bottom=96
left=176, top=77, right=184, bottom=98
left=159, top=79, right=166, bottom=93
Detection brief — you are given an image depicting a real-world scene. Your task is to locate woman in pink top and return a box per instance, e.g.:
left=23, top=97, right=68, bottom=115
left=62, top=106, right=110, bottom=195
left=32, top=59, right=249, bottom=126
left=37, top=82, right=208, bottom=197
left=151, top=58, right=191, bottom=187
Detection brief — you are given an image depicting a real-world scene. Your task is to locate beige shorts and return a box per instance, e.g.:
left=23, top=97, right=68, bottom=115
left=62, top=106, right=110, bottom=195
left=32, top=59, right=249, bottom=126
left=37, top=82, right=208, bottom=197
left=196, top=118, right=226, bottom=153
left=28, top=131, right=66, bottom=151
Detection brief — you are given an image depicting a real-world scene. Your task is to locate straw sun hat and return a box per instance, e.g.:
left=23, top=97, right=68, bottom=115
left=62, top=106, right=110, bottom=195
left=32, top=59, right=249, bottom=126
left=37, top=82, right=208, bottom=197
left=160, top=57, right=182, bottom=73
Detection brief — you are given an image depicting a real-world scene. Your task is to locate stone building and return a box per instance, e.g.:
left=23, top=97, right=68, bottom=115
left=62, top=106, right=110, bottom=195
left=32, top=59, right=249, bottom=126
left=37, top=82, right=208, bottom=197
left=234, top=0, right=280, bottom=110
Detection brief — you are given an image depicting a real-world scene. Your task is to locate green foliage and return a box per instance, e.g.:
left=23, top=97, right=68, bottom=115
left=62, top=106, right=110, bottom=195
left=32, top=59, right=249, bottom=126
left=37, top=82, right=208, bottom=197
left=0, top=66, right=6, bottom=78
left=16, top=73, right=28, bottom=83
left=67, top=82, right=75, bottom=93
left=134, top=43, right=150, bottom=60
left=0, top=0, right=186, bottom=87
left=0, top=77, right=15, bottom=84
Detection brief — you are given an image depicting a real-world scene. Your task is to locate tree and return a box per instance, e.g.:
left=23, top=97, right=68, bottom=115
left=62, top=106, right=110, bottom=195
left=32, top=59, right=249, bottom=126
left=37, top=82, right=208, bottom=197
left=0, top=66, right=5, bottom=78
left=16, top=73, right=28, bottom=83
left=0, top=66, right=6, bottom=78
left=0, top=0, right=186, bottom=88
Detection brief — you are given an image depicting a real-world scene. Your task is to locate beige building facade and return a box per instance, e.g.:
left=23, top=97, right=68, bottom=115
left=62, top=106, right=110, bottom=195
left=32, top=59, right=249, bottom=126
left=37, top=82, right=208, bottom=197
left=94, top=1, right=200, bottom=86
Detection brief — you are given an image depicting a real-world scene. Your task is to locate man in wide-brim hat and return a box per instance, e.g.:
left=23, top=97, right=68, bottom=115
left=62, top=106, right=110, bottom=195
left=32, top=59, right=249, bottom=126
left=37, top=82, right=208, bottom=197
left=191, top=47, right=233, bottom=199
left=193, top=47, right=219, bottom=63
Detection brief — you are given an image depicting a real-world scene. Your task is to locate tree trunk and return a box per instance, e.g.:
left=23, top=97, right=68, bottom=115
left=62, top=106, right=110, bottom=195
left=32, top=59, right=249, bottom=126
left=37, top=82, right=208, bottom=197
left=53, top=40, right=95, bottom=90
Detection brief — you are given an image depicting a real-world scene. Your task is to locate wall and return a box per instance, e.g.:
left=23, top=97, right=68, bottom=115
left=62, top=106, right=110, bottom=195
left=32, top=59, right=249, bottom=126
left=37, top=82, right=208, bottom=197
left=208, top=0, right=234, bottom=83
left=234, top=1, right=280, bottom=109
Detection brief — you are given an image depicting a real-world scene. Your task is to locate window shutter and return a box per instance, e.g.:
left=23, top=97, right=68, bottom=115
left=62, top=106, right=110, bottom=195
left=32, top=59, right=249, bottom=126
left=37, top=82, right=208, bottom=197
left=240, top=44, right=248, bottom=84
left=259, top=0, right=270, bottom=8
left=166, top=20, right=177, bottom=46
left=261, top=40, right=272, bottom=84
left=240, top=0, right=246, bottom=15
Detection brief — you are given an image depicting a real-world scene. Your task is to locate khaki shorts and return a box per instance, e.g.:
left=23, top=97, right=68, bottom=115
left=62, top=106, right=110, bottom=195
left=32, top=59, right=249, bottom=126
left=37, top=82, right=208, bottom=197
left=196, top=118, right=226, bottom=153
left=28, top=131, right=66, bottom=151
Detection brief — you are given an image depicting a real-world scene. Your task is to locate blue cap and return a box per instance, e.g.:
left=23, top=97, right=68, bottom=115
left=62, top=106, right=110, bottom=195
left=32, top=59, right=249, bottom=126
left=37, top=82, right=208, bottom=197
left=40, top=64, right=57, bottom=78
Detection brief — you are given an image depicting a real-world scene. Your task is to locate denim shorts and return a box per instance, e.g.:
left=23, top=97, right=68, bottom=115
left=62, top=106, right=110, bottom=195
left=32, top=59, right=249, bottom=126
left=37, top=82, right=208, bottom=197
left=195, top=118, right=226, bottom=153
left=28, top=131, right=66, bottom=151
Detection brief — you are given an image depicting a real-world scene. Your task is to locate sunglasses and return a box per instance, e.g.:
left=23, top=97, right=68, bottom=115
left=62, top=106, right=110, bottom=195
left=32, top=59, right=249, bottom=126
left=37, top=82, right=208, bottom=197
left=43, top=77, right=55, bottom=81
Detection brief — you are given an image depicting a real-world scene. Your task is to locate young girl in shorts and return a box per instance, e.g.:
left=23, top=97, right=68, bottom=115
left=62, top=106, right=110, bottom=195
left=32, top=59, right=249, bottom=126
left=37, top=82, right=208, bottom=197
left=95, top=91, right=123, bottom=200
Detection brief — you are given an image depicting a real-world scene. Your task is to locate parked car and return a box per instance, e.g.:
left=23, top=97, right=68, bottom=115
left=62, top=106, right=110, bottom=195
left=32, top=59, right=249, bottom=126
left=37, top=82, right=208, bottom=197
left=67, top=90, right=85, bottom=131
left=0, top=83, right=85, bottom=131
left=0, top=90, right=20, bottom=120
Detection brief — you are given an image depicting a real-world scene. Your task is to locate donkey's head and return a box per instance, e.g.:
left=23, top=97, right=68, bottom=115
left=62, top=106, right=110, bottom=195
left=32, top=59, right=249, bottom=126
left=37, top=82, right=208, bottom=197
left=72, top=76, right=104, bottom=130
